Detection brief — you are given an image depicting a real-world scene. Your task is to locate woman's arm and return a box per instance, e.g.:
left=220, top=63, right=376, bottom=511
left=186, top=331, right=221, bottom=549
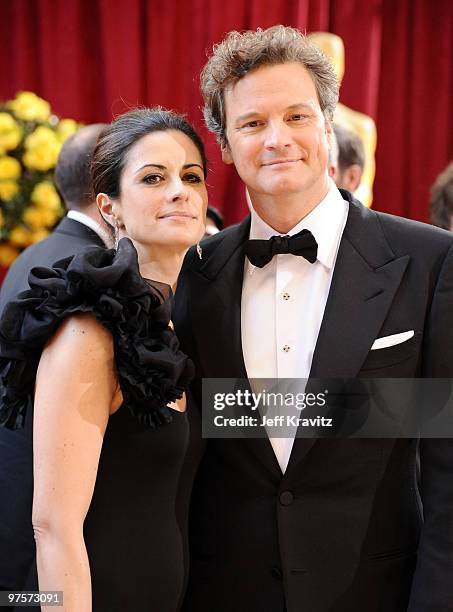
left=32, top=313, right=118, bottom=612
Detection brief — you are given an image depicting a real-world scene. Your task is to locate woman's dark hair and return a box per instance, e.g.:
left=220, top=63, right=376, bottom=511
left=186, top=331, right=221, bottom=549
left=91, top=107, right=207, bottom=200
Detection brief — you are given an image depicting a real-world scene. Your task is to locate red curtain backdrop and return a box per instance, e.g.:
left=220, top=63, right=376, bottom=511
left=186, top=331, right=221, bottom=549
left=1, top=0, right=452, bottom=226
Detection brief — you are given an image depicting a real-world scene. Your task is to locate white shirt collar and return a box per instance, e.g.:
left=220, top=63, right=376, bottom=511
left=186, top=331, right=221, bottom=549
left=249, top=180, right=348, bottom=269
left=66, top=210, right=110, bottom=246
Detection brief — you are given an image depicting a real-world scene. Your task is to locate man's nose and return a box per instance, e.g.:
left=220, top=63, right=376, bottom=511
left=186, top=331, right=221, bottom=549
left=263, top=120, right=291, bottom=150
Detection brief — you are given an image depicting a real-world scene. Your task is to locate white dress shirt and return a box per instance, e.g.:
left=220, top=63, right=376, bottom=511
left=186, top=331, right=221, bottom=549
left=66, top=210, right=109, bottom=245
left=241, top=181, right=348, bottom=472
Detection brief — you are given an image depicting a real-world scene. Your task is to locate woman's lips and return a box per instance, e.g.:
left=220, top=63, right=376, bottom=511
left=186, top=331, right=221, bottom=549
left=159, top=212, right=196, bottom=219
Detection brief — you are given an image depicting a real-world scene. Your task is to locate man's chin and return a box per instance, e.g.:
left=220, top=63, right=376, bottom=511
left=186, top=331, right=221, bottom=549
left=254, top=179, right=311, bottom=198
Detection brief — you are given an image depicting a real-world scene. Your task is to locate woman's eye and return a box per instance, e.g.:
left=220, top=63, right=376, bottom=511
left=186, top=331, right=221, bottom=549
left=143, top=174, right=164, bottom=184
left=184, top=173, right=202, bottom=183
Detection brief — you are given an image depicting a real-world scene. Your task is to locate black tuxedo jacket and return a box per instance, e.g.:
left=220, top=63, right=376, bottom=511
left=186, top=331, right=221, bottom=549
left=0, top=217, right=104, bottom=599
left=173, top=191, right=453, bottom=612
left=0, top=217, right=104, bottom=316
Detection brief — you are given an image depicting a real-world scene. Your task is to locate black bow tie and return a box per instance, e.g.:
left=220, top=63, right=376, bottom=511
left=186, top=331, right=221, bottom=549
left=244, top=229, right=318, bottom=268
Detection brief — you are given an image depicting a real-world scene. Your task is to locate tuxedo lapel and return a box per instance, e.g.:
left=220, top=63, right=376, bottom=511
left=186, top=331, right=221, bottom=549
left=191, top=217, right=282, bottom=477
left=191, top=218, right=249, bottom=379
left=285, top=195, right=411, bottom=476
left=309, top=197, right=410, bottom=379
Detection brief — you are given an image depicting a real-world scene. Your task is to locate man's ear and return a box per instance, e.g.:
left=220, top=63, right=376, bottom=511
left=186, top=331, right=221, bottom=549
left=344, top=164, right=363, bottom=192
left=221, top=141, right=234, bottom=165
left=325, top=120, right=333, bottom=149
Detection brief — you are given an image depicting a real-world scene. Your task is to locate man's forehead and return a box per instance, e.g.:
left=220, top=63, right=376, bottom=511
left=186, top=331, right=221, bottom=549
left=223, top=62, right=320, bottom=112
left=234, top=101, right=319, bottom=123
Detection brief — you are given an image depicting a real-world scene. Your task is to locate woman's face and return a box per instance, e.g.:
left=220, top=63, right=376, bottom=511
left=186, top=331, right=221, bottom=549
left=112, top=129, right=207, bottom=250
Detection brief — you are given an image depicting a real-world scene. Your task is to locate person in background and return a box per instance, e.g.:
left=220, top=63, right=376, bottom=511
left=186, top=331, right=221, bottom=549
left=204, top=206, right=224, bottom=237
left=333, top=122, right=365, bottom=193
left=430, top=160, right=453, bottom=231
left=0, top=123, right=108, bottom=315
left=308, top=31, right=377, bottom=208
left=0, top=123, right=106, bottom=609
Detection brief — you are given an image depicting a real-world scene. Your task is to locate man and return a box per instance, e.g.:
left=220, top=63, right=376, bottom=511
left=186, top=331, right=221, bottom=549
left=0, top=123, right=106, bottom=602
left=430, top=160, right=453, bottom=231
left=0, top=123, right=108, bottom=314
left=333, top=122, right=365, bottom=193
left=174, top=26, right=453, bottom=612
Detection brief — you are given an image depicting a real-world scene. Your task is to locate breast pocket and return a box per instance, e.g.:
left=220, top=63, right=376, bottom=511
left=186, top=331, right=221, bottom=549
left=360, top=331, right=421, bottom=372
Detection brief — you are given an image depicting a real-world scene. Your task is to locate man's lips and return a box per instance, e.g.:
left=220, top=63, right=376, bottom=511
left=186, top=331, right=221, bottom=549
left=261, top=158, right=301, bottom=166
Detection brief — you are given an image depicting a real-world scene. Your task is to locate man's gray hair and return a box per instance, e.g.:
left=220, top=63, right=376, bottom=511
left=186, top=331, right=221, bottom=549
left=200, top=25, right=339, bottom=146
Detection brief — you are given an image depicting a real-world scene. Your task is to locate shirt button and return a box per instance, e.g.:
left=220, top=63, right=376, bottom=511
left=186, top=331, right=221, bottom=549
left=283, top=345, right=291, bottom=352
left=271, top=566, right=283, bottom=580
left=282, top=292, right=290, bottom=300
left=279, top=491, right=294, bottom=505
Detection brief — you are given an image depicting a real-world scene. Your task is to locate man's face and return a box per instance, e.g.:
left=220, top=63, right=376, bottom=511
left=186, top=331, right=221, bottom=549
left=222, top=62, right=332, bottom=204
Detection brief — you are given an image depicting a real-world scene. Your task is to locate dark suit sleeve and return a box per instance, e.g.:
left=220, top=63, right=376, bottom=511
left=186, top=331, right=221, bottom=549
left=174, top=253, right=203, bottom=408
left=408, top=241, right=453, bottom=612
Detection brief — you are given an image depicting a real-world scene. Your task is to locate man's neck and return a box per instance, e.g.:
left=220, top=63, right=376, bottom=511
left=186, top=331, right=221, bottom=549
left=67, top=204, right=111, bottom=245
left=249, top=181, right=331, bottom=234
left=69, top=204, right=103, bottom=225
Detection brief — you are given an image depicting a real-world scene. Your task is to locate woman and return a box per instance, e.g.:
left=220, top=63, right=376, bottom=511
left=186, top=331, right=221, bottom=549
left=0, top=108, right=208, bottom=611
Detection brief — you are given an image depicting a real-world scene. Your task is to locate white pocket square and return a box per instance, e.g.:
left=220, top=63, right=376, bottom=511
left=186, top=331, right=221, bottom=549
left=370, top=330, right=415, bottom=350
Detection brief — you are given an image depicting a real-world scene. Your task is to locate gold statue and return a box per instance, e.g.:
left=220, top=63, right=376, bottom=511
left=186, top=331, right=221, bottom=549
left=308, top=32, right=377, bottom=207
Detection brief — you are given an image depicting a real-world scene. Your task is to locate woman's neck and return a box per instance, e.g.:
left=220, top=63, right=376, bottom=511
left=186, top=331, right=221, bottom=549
left=133, top=242, right=188, bottom=291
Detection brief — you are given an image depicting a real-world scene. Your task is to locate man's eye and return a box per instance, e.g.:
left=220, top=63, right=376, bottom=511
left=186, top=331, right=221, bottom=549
left=184, top=173, right=202, bottom=183
left=241, top=120, right=262, bottom=129
left=143, top=174, right=164, bottom=184
left=289, top=114, right=308, bottom=122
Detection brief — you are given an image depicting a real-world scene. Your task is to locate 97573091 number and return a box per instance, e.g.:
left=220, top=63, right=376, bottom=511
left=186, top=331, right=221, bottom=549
left=0, top=591, right=63, bottom=607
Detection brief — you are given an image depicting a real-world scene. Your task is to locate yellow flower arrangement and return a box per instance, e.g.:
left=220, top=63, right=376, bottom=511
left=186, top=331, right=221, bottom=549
left=0, top=181, right=19, bottom=200
left=0, top=92, right=80, bottom=264
left=23, top=126, right=62, bottom=172
left=0, top=242, right=19, bottom=266
left=8, top=225, right=32, bottom=248
left=7, top=91, right=51, bottom=123
left=56, top=119, right=78, bottom=142
left=32, top=181, right=61, bottom=211
left=0, top=112, right=22, bottom=154
left=0, top=155, right=21, bottom=179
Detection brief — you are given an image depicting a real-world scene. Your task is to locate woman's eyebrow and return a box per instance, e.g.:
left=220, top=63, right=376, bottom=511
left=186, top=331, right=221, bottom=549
left=135, top=163, right=166, bottom=174
left=135, top=163, right=203, bottom=174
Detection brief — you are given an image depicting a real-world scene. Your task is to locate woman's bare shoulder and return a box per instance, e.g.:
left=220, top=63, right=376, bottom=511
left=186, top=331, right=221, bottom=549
left=47, top=313, right=114, bottom=354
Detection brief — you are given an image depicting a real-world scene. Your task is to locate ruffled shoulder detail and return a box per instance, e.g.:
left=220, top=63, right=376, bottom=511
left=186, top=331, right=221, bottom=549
left=0, top=238, right=194, bottom=429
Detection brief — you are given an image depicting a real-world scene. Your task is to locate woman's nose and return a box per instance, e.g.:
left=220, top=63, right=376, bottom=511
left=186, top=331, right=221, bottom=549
left=167, top=178, right=189, bottom=202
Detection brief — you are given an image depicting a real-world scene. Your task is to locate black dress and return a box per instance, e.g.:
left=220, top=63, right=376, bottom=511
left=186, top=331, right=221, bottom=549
left=0, top=239, right=203, bottom=612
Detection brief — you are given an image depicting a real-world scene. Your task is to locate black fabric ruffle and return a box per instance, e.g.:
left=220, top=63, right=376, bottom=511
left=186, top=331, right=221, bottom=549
left=0, top=238, right=194, bottom=429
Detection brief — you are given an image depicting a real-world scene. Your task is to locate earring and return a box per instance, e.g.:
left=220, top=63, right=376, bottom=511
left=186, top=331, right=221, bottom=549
left=196, top=242, right=202, bottom=260
left=113, top=221, right=120, bottom=250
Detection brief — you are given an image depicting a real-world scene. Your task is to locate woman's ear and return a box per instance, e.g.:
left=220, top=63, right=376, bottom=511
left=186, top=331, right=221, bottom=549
left=97, top=193, right=123, bottom=228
